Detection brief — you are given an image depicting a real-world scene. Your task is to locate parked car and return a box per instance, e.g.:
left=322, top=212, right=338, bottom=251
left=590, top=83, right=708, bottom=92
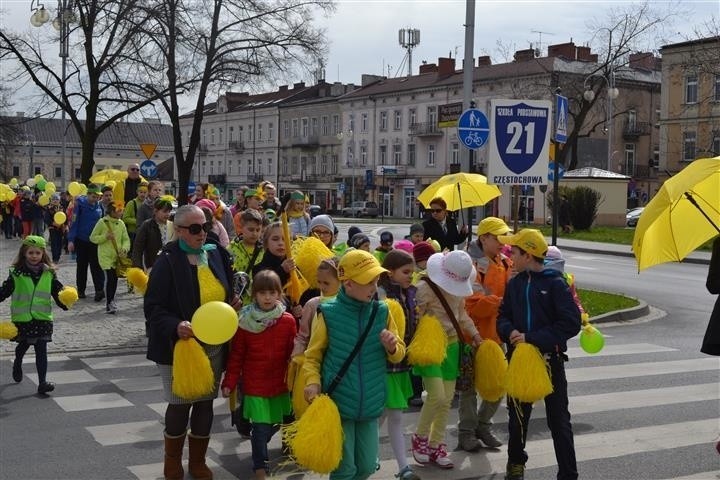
left=308, top=204, right=323, bottom=218
left=342, top=201, right=379, bottom=218
left=626, top=207, right=644, bottom=227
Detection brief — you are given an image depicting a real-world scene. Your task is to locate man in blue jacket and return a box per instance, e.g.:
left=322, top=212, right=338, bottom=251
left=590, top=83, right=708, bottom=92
left=67, top=184, right=105, bottom=301
left=496, top=229, right=581, bottom=480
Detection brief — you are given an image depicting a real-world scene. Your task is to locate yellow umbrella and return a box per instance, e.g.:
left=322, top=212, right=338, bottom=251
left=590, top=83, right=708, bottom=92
left=417, top=172, right=501, bottom=211
left=280, top=211, right=308, bottom=304
left=90, top=168, right=146, bottom=203
left=632, top=156, right=720, bottom=271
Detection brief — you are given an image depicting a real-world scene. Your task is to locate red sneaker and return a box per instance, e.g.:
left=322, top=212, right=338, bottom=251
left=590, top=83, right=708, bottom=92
left=411, top=434, right=431, bottom=464
left=430, top=443, right=453, bottom=469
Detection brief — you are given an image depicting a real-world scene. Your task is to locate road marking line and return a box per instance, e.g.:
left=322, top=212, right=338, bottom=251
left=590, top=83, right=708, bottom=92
left=82, top=354, right=154, bottom=369
left=566, top=357, right=720, bottom=382
left=566, top=342, right=675, bottom=358
left=86, top=420, right=159, bottom=445
left=56, top=393, right=133, bottom=412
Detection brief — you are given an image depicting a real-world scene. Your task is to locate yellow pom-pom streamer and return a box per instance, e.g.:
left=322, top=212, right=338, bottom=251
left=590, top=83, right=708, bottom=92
left=58, top=286, right=79, bottom=308
left=385, top=298, right=406, bottom=339
left=282, top=394, right=343, bottom=474
left=505, top=343, right=553, bottom=404
left=126, top=268, right=149, bottom=295
left=172, top=338, right=215, bottom=400
left=287, top=355, right=310, bottom=418
left=292, top=236, right=334, bottom=289
left=0, top=321, right=18, bottom=340
left=474, top=340, right=508, bottom=402
left=407, top=314, right=447, bottom=366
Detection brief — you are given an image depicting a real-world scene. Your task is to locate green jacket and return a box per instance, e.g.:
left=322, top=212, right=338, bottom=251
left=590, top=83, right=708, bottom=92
left=90, top=216, right=131, bottom=270
left=10, top=269, right=53, bottom=322
left=320, top=288, right=388, bottom=420
left=122, top=198, right=141, bottom=234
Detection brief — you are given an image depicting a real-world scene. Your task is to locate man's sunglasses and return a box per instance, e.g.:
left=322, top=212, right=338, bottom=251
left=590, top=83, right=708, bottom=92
left=430, top=208, right=444, bottom=213
left=176, top=222, right=213, bottom=234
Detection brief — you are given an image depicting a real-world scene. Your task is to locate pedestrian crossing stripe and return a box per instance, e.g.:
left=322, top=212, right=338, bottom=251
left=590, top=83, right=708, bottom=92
left=566, top=357, right=719, bottom=382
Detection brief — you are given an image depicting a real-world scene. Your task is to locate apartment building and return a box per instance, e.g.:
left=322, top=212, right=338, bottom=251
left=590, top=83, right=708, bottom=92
left=659, top=36, right=720, bottom=178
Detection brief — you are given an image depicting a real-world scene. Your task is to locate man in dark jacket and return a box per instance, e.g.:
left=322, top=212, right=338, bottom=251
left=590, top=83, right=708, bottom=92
left=496, top=228, right=581, bottom=480
left=422, top=197, right=468, bottom=251
left=67, top=184, right=105, bottom=301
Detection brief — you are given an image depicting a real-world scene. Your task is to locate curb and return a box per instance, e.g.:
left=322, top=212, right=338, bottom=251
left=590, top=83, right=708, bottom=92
left=558, top=243, right=711, bottom=266
left=591, top=299, right=649, bottom=324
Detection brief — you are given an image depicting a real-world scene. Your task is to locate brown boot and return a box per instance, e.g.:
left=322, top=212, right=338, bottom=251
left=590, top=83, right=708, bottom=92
left=163, top=431, right=186, bottom=480
left=188, top=432, right=213, bottom=480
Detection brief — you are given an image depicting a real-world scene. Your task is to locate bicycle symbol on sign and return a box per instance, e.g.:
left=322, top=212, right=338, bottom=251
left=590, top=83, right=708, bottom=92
left=463, top=131, right=487, bottom=147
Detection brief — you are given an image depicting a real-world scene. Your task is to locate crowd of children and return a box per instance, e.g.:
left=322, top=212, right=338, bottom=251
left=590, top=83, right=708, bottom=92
left=3, top=177, right=586, bottom=480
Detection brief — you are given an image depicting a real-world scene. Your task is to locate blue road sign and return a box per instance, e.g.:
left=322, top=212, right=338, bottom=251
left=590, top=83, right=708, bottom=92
left=188, top=181, right=196, bottom=192
left=555, top=94, right=568, bottom=144
left=548, top=162, right=566, bottom=181
left=487, top=99, right=551, bottom=185
left=457, top=108, right=490, bottom=150
left=338, top=182, right=345, bottom=191
left=140, top=160, right=158, bottom=178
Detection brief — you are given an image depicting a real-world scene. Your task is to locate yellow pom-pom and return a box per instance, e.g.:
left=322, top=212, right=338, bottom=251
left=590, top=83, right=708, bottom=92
left=283, top=394, right=343, bottom=474
left=58, top=286, right=79, bottom=308
left=126, top=268, right=149, bottom=295
left=288, top=355, right=310, bottom=418
left=172, top=338, right=215, bottom=400
left=293, top=236, right=334, bottom=289
left=474, top=341, right=508, bottom=402
left=0, top=321, right=18, bottom=340
left=385, top=298, right=406, bottom=339
left=407, top=314, right=447, bottom=366
left=505, top=343, right=553, bottom=403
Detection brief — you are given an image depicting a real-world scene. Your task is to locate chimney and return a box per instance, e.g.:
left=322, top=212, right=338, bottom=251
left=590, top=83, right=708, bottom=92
left=629, top=52, right=658, bottom=71
left=419, top=63, right=438, bottom=74
left=576, top=46, right=593, bottom=62
left=548, top=41, right=577, bottom=60
left=513, top=49, right=535, bottom=62
left=16, top=111, right=25, bottom=117
left=293, top=82, right=305, bottom=89
left=361, top=74, right=385, bottom=86
left=278, top=85, right=288, bottom=92
left=438, top=57, right=456, bottom=76
left=477, top=55, right=492, bottom=67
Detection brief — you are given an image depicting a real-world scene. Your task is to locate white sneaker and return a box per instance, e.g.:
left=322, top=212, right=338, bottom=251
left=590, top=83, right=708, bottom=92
left=430, top=443, right=453, bottom=469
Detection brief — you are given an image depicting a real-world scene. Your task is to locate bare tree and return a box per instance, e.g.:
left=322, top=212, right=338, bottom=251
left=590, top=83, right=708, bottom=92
left=140, top=0, right=332, bottom=205
left=0, top=84, right=22, bottom=180
left=0, top=0, right=172, bottom=183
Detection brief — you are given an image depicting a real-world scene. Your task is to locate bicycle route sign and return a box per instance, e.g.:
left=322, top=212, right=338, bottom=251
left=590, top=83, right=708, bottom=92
left=457, top=108, right=490, bottom=150
left=487, top=99, right=551, bottom=185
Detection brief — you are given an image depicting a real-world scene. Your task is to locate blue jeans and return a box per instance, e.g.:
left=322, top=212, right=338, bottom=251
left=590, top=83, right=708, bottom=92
left=507, top=355, right=578, bottom=480
left=250, top=422, right=278, bottom=472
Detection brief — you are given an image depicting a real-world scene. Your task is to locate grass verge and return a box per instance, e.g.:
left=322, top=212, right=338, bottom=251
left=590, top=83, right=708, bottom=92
left=577, top=288, right=639, bottom=317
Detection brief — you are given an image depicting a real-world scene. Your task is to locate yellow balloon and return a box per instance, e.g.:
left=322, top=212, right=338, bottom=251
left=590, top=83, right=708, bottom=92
left=68, top=181, right=81, bottom=197
left=54, top=211, right=67, bottom=224
left=105, top=180, right=116, bottom=189
left=191, top=301, right=238, bottom=345
left=78, top=184, right=87, bottom=196
left=38, top=194, right=50, bottom=206
left=45, top=182, right=56, bottom=194
left=34, top=174, right=44, bottom=183
left=9, top=178, right=18, bottom=186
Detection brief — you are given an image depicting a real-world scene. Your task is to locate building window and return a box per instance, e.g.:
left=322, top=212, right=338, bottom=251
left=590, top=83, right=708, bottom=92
left=247, top=159, right=252, bottom=174
left=258, top=158, right=263, bottom=174
left=34, top=165, right=42, bottom=175
left=211, top=129, right=215, bottom=145
left=74, top=167, right=81, bottom=179
left=268, top=158, right=273, bottom=175
left=394, top=110, right=402, bottom=130
left=393, top=144, right=402, bottom=165
left=451, top=142, right=459, bottom=164
left=427, top=144, right=436, bottom=166
left=332, top=114, right=340, bottom=135
left=281, top=157, right=289, bottom=175
left=54, top=165, right=62, bottom=178
left=427, top=105, right=437, bottom=125
left=291, top=156, right=299, bottom=175
left=379, top=111, right=388, bottom=131
left=321, top=116, right=329, bottom=136
left=12, top=165, right=20, bottom=177
left=653, top=145, right=659, bottom=167
left=292, top=119, right=299, bottom=137
left=321, top=154, right=328, bottom=174
left=283, top=120, right=290, bottom=138
left=407, top=144, right=416, bottom=166
left=683, top=131, right=696, bottom=161
left=713, top=134, right=720, bottom=156
left=685, top=74, right=698, bottom=104
left=624, top=143, right=635, bottom=176
left=361, top=113, right=368, bottom=133
left=302, top=118, right=309, bottom=137
left=715, top=75, right=720, bottom=102
left=202, top=129, right=206, bottom=145
left=229, top=126, right=234, bottom=142
left=331, top=154, right=338, bottom=174
left=349, top=114, right=354, bottom=133
left=248, top=125, right=253, bottom=142
left=268, top=122, right=274, bottom=140
left=409, top=108, right=417, bottom=125
left=379, top=145, right=387, bottom=164
left=360, top=145, right=367, bottom=165
left=257, top=124, right=263, bottom=141
left=311, top=117, right=318, bottom=136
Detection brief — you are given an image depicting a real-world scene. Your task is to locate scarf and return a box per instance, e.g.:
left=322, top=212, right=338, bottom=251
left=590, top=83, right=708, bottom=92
left=178, top=239, right=217, bottom=266
left=238, top=301, right=285, bottom=333
left=23, top=260, right=44, bottom=275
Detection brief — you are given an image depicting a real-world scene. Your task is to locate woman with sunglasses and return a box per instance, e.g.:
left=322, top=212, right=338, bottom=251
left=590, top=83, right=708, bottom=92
left=421, top=197, right=469, bottom=252
left=145, top=204, right=241, bottom=480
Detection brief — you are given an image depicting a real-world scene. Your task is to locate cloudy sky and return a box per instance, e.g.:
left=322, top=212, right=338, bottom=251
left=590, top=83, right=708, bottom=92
left=1, top=0, right=718, bottom=113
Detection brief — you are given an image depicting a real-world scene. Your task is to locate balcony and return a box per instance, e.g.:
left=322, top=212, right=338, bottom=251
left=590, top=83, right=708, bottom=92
left=229, top=140, right=244, bottom=153
left=409, top=122, right=443, bottom=137
left=622, top=121, right=651, bottom=140
left=292, top=135, right=320, bottom=149
left=631, top=164, right=657, bottom=179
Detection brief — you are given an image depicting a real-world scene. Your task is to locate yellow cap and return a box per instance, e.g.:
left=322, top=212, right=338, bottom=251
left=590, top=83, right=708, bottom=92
left=338, top=250, right=388, bottom=285
left=477, top=217, right=511, bottom=236
left=498, top=229, right=548, bottom=258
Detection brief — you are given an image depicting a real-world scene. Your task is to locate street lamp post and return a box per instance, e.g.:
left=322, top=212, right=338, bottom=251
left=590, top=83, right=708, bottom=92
left=583, top=70, right=620, bottom=171
left=336, top=129, right=354, bottom=207
left=31, top=0, right=74, bottom=179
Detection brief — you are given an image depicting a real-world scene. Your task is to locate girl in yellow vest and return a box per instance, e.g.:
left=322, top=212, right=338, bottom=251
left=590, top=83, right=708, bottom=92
left=1, top=236, right=69, bottom=394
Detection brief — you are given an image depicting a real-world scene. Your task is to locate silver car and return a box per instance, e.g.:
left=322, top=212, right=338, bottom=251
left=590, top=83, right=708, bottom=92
left=342, top=201, right=379, bottom=218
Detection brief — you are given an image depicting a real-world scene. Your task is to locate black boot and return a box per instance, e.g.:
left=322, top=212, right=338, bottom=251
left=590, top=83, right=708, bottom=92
left=12, top=357, right=22, bottom=383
